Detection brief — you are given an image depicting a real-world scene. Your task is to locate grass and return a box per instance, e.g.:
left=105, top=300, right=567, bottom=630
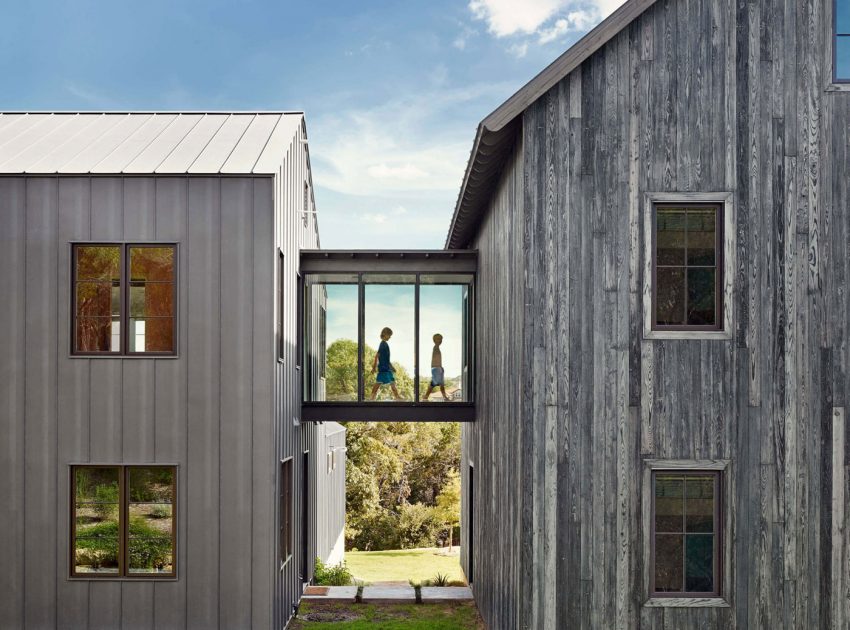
left=291, top=601, right=483, bottom=629
left=344, top=547, right=465, bottom=584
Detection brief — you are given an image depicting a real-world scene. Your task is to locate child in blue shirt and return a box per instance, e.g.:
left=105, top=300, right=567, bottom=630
left=370, top=327, right=401, bottom=400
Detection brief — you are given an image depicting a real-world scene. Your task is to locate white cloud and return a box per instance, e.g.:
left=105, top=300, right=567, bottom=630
left=453, top=25, right=478, bottom=50
left=367, top=163, right=430, bottom=180
left=507, top=42, right=528, bottom=58
left=360, top=213, right=388, bottom=224
left=468, top=0, right=625, bottom=44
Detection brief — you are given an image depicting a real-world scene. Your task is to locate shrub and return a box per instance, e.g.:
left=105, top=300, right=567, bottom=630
left=93, top=484, right=119, bottom=521
left=314, top=557, right=353, bottom=586
left=128, top=518, right=172, bottom=570
left=431, top=573, right=449, bottom=587
left=149, top=505, right=171, bottom=519
left=74, top=519, right=171, bottom=572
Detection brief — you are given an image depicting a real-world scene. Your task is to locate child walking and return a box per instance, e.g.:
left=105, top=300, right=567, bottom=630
left=423, top=333, right=450, bottom=401
left=370, top=327, right=401, bottom=400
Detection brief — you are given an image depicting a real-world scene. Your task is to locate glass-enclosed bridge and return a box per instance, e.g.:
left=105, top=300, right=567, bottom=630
left=299, top=250, right=476, bottom=422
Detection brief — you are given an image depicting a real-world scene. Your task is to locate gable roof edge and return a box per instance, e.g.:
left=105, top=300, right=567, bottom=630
left=445, top=0, right=658, bottom=248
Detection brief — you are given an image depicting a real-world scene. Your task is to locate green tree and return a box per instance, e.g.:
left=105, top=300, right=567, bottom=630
left=326, top=338, right=415, bottom=401
left=435, top=470, right=461, bottom=550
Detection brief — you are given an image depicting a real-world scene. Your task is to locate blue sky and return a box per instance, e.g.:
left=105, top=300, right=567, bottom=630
left=1, top=0, right=623, bottom=249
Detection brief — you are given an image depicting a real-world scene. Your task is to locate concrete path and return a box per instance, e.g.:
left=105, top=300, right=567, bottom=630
left=301, top=585, right=473, bottom=602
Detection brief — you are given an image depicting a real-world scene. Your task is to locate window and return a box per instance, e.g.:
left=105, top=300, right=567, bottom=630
left=303, top=182, right=310, bottom=227
left=319, top=305, right=327, bottom=379
left=71, top=465, right=176, bottom=578
left=280, top=458, right=293, bottom=565
left=652, top=204, right=722, bottom=331
left=836, top=0, right=850, bottom=82
left=651, top=471, right=720, bottom=597
left=73, top=244, right=176, bottom=355
left=278, top=250, right=285, bottom=361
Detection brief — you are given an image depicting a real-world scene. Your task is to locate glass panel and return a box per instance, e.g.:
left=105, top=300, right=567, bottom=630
left=685, top=476, right=715, bottom=533
left=364, top=276, right=415, bottom=401
left=838, top=37, right=850, bottom=80
left=838, top=2, right=850, bottom=34
left=77, top=282, right=118, bottom=318
left=129, top=247, right=174, bottom=281
left=127, top=467, right=175, bottom=574
left=656, top=268, right=685, bottom=325
left=304, top=276, right=358, bottom=401
left=687, top=268, right=716, bottom=325
left=76, top=317, right=118, bottom=352
left=686, top=208, right=716, bottom=266
left=129, top=318, right=174, bottom=352
left=76, top=246, right=120, bottom=280
left=685, top=534, right=714, bottom=592
left=654, top=534, right=683, bottom=592
left=419, top=283, right=468, bottom=401
left=74, top=467, right=120, bottom=574
left=655, top=208, right=686, bottom=265
left=130, top=283, right=174, bottom=317
left=655, top=475, right=684, bottom=532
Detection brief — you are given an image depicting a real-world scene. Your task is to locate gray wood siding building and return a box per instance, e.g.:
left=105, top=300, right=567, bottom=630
left=0, top=112, right=344, bottom=630
left=452, top=0, right=850, bottom=627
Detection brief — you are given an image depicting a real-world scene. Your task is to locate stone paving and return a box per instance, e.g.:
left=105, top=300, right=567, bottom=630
left=301, top=585, right=473, bottom=602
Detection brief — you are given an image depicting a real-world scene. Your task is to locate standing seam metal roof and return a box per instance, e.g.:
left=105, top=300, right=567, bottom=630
left=0, top=112, right=304, bottom=175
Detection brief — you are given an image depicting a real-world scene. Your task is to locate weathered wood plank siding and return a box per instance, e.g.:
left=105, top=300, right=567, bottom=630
left=0, top=173, right=295, bottom=630
left=462, top=137, right=525, bottom=629
left=461, top=0, right=849, bottom=627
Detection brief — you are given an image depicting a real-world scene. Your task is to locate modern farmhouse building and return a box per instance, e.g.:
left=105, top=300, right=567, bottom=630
left=451, top=0, right=850, bottom=628
left=0, top=111, right=346, bottom=630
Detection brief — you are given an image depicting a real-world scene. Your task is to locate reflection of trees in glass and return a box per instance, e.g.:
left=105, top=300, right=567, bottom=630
left=324, top=339, right=414, bottom=401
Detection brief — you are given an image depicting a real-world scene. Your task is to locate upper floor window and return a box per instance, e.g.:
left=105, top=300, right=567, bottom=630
left=652, top=470, right=721, bottom=597
left=837, top=0, right=850, bottom=82
left=652, top=204, right=722, bottom=331
left=73, top=244, right=176, bottom=355
left=71, top=465, right=176, bottom=578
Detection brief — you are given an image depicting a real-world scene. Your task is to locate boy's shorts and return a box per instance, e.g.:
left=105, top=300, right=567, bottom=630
left=430, top=367, right=444, bottom=386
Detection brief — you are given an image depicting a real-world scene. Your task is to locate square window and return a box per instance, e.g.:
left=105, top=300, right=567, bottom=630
left=651, top=471, right=721, bottom=597
left=651, top=204, right=723, bottom=332
left=72, top=244, right=177, bottom=355
left=71, top=465, right=176, bottom=578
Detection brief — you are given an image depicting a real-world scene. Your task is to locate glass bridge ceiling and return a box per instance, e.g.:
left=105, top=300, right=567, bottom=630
left=300, top=250, right=476, bottom=422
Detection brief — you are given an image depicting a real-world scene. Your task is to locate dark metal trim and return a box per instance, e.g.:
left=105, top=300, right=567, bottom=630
left=300, top=250, right=477, bottom=274
left=835, top=0, right=850, bottom=83
left=650, top=204, right=724, bottom=332
left=301, top=402, right=475, bottom=423
left=650, top=470, right=722, bottom=598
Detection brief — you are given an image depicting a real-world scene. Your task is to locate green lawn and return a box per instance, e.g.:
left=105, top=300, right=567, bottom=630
left=291, top=601, right=482, bottom=630
left=344, top=548, right=465, bottom=584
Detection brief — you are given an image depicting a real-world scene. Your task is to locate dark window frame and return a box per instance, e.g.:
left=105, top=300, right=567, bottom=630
left=651, top=203, right=724, bottom=332
left=835, top=0, right=850, bottom=83
left=69, top=464, right=177, bottom=580
left=278, top=249, right=285, bottom=363
left=71, top=243, right=178, bottom=357
left=650, top=470, right=722, bottom=598
left=280, top=457, right=293, bottom=567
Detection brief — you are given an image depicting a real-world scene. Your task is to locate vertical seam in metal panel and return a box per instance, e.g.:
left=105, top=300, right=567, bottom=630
left=153, top=114, right=204, bottom=173
left=217, top=176, right=222, bottom=630
left=54, top=175, right=59, bottom=629
left=185, top=114, right=230, bottom=174
left=249, top=175, right=255, bottom=629
left=250, top=114, right=283, bottom=174
left=22, top=177, right=28, bottom=630
left=219, top=114, right=258, bottom=173
left=184, top=175, right=190, bottom=630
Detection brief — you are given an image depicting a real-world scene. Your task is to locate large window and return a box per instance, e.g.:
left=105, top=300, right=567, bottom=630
left=73, top=244, right=176, bottom=355
left=71, top=465, right=176, bottom=578
left=837, top=0, right=850, bottom=82
left=651, top=471, right=720, bottom=597
left=652, top=204, right=722, bottom=331
left=280, top=458, right=293, bottom=565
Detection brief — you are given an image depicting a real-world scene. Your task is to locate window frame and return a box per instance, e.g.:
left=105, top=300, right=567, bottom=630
left=278, top=249, right=285, bottom=363
left=834, top=0, right=850, bottom=84
left=71, top=242, right=178, bottom=357
left=642, top=459, right=731, bottom=608
left=280, top=457, right=293, bottom=568
left=651, top=202, right=723, bottom=332
left=650, top=470, right=721, bottom=598
left=643, top=193, right=734, bottom=341
left=69, top=464, right=178, bottom=580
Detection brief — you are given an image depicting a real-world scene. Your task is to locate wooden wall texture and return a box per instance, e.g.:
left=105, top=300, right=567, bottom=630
left=462, top=0, right=850, bottom=628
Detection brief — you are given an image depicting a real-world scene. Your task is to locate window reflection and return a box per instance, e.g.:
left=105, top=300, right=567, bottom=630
left=305, top=274, right=357, bottom=401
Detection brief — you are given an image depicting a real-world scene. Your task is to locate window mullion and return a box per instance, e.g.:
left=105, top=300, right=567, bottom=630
left=120, top=466, right=127, bottom=577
